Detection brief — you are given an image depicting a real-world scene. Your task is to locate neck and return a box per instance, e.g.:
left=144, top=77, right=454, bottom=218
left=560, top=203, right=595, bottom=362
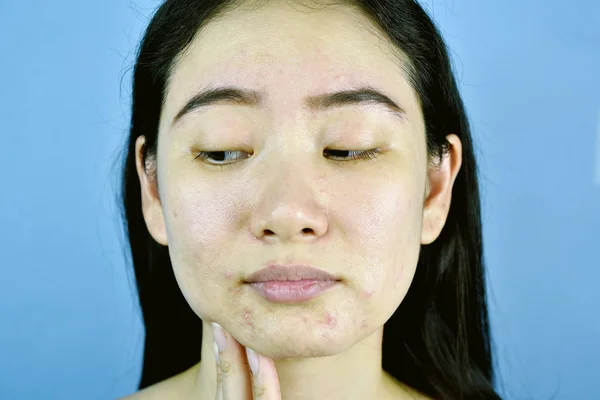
left=188, top=320, right=405, bottom=400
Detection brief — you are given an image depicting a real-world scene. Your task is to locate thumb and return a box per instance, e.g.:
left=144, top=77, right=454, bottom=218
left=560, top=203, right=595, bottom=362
left=246, top=348, right=282, bottom=399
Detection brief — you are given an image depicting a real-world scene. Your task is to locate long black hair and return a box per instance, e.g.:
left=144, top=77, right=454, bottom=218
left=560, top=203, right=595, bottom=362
left=117, top=0, right=502, bottom=398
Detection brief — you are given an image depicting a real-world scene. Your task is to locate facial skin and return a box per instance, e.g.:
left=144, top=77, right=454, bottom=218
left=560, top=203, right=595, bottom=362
left=134, top=1, right=462, bottom=399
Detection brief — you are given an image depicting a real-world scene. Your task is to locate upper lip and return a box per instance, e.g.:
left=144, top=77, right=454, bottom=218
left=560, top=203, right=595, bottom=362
left=244, top=264, right=340, bottom=283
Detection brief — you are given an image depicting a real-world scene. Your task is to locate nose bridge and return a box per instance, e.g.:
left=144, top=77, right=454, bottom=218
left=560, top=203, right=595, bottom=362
left=250, top=141, right=328, bottom=242
left=259, top=119, right=317, bottom=196
left=263, top=154, right=314, bottom=203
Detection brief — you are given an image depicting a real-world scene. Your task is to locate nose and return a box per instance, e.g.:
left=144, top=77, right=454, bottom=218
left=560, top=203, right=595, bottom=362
left=252, top=207, right=328, bottom=243
left=250, top=176, right=328, bottom=244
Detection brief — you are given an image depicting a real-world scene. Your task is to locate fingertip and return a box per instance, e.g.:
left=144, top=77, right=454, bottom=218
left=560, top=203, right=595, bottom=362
left=212, top=322, right=227, bottom=352
left=213, top=340, right=220, bottom=365
left=246, top=347, right=260, bottom=375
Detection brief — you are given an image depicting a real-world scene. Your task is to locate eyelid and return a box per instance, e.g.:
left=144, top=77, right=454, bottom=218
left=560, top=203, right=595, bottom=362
left=192, top=148, right=383, bottom=167
left=192, top=150, right=249, bottom=165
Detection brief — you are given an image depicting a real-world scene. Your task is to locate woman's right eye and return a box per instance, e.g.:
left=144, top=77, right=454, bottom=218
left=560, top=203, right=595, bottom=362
left=192, top=151, right=249, bottom=167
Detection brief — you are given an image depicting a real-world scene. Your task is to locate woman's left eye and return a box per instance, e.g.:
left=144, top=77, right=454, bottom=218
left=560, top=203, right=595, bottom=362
left=323, top=148, right=382, bottom=162
left=192, top=148, right=382, bottom=167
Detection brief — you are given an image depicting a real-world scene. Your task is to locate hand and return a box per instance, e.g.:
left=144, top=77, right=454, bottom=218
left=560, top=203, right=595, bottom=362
left=212, top=322, right=282, bottom=400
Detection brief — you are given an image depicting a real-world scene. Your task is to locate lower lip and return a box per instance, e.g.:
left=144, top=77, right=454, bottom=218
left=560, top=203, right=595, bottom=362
left=247, top=279, right=339, bottom=303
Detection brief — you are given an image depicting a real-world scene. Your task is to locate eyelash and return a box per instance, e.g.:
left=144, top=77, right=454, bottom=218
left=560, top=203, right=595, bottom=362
left=192, top=148, right=382, bottom=167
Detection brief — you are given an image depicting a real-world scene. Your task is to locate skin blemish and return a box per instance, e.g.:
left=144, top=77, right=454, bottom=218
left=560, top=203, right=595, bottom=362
left=243, top=307, right=254, bottom=328
left=324, top=312, right=337, bottom=328
left=363, top=290, right=374, bottom=300
left=228, top=285, right=243, bottom=294
left=225, top=270, right=233, bottom=280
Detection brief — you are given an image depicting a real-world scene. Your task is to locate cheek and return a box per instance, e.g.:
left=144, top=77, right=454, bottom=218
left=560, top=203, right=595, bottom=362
left=339, top=176, right=422, bottom=273
left=163, top=180, right=243, bottom=315
left=333, top=174, right=422, bottom=321
left=170, top=180, right=240, bottom=246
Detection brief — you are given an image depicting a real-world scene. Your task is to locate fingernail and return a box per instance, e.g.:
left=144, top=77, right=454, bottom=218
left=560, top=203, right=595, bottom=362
left=246, top=348, right=260, bottom=375
left=212, top=322, right=227, bottom=352
left=213, top=340, right=220, bottom=365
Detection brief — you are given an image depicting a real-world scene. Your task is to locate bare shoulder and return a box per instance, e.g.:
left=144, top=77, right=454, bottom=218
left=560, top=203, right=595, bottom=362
left=117, top=364, right=198, bottom=400
left=117, top=378, right=180, bottom=400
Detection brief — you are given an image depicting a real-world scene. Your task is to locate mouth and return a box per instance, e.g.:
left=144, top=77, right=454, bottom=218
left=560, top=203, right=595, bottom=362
left=244, top=264, right=341, bottom=303
left=244, top=264, right=340, bottom=283
left=246, top=279, right=339, bottom=303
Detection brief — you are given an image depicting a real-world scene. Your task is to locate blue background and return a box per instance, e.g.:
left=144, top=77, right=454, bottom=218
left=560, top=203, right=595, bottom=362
left=1, top=0, right=598, bottom=399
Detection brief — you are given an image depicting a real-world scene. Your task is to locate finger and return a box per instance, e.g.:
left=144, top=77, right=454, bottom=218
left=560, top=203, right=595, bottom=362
left=213, top=340, right=223, bottom=400
left=246, top=348, right=282, bottom=399
left=212, top=322, right=253, bottom=400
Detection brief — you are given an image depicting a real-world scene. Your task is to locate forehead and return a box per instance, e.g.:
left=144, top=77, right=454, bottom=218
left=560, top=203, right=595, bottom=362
left=161, top=1, right=422, bottom=128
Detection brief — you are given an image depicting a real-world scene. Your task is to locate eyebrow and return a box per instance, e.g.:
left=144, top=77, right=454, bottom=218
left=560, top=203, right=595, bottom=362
left=171, top=84, right=406, bottom=127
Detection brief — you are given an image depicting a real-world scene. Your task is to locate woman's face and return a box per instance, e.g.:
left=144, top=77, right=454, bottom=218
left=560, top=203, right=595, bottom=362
left=136, top=1, right=456, bottom=359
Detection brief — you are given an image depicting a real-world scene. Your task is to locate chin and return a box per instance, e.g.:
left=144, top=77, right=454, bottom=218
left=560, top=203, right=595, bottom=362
left=240, top=321, right=365, bottom=360
left=256, top=337, right=354, bottom=360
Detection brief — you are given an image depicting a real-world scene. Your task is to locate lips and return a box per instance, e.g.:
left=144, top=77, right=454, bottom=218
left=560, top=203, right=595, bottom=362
left=244, top=264, right=341, bottom=303
left=244, top=264, right=339, bottom=283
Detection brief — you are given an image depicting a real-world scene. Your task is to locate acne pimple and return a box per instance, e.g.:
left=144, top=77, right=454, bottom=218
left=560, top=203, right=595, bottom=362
left=243, top=307, right=254, bottom=328
left=228, top=285, right=243, bottom=294
left=363, top=290, right=374, bottom=299
left=324, top=312, right=337, bottom=328
left=225, top=271, right=233, bottom=280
